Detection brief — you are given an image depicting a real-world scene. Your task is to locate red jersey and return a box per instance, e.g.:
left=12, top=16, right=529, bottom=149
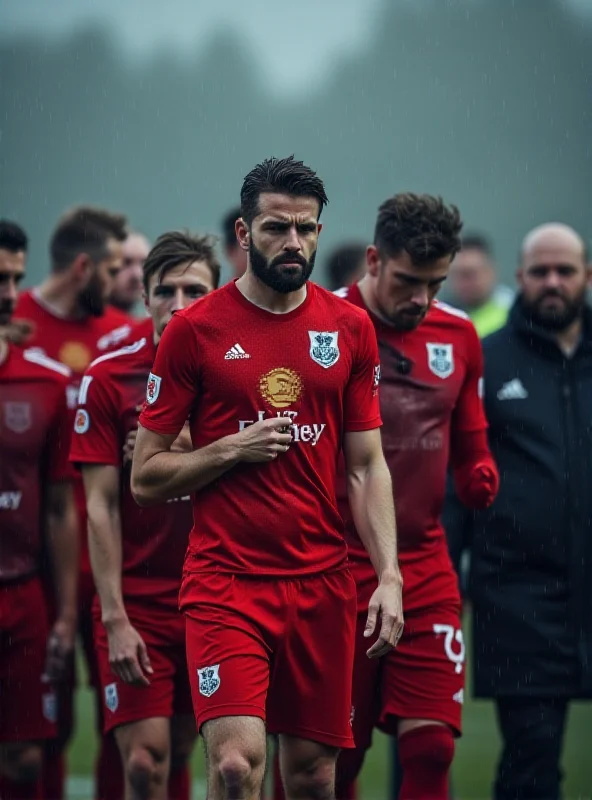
left=14, top=289, right=134, bottom=575
left=0, top=346, right=72, bottom=581
left=139, top=280, right=381, bottom=577
left=69, top=330, right=193, bottom=603
left=336, top=285, right=487, bottom=608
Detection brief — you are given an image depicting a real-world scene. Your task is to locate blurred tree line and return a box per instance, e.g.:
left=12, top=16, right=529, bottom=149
left=1, top=0, right=590, bottom=284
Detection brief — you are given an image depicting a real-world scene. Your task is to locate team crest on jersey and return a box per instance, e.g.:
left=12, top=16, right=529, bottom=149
left=197, top=664, right=220, bottom=697
left=74, top=408, right=90, bottom=434
left=426, top=343, right=454, bottom=379
left=105, top=683, right=119, bottom=712
left=146, top=372, right=161, bottom=405
left=3, top=402, right=32, bottom=433
left=309, top=331, right=340, bottom=369
left=42, top=691, right=57, bottom=723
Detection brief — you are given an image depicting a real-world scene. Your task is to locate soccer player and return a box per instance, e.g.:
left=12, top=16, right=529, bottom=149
left=334, top=194, right=500, bottom=800
left=13, top=205, right=132, bottom=799
left=221, top=206, right=248, bottom=278
left=0, top=229, right=78, bottom=799
left=71, top=231, right=220, bottom=800
left=131, top=156, right=404, bottom=800
left=109, top=231, right=151, bottom=317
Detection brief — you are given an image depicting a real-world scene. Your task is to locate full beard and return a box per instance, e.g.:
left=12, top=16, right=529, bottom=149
left=521, top=289, right=586, bottom=332
left=249, top=241, right=315, bottom=294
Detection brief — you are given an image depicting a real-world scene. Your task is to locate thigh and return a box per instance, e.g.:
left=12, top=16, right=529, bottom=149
left=115, top=715, right=171, bottom=762
left=0, top=578, right=56, bottom=743
left=379, top=605, right=465, bottom=736
left=183, top=573, right=275, bottom=733
left=495, top=697, right=568, bottom=800
left=267, top=569, right=358, bottom=749
left=94, top=613, right=177, bottom=734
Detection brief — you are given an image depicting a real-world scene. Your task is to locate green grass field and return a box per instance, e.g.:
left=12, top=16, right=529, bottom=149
left=66, top=620, right=592, bottom=800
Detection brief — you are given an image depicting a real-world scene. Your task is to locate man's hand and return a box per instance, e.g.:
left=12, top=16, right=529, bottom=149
left=44, top=616, right=77, bottom=683
left=123, top=427, right=138, bottom=465
left=105, top=617, right=153, bottom=686
left=3, top=318, right=34, bottom=346
left=230, top=416, right=293, bottom=463
left=364, top=572, right=404, bottom=659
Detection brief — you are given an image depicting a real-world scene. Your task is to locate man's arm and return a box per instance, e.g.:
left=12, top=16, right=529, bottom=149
left=343, top=427, right=404, bottom=658
left=82, top=464, right=152, bottom=686
left=130, top=417, right=293, bottom=506
left=44, top=480, right=78, bottom=681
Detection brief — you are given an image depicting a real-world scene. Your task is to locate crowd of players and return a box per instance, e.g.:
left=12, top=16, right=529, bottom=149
left=1, top=155, right=590, bottom=800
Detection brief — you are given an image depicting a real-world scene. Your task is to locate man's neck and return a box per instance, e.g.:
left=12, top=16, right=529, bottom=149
left=555, top=317, right=583, bottom=358
left=357, top=276, right=395, bottom=327
left=235, top=270, right=307, bottom=314
left=0, top=336, right=8, bottom=366
left=36, top=275, right=85, bottom=319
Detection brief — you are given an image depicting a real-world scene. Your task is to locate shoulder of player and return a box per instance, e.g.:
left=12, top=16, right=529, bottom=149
left=315, top=283, right=367, bottom=322
left=430, top=300, right=479, bottom=337
left=20, top=347, right=72, bottom=382
left=86, top=337, right=149, bottom=377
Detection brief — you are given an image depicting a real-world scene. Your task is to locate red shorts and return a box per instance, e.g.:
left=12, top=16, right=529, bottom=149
left=350, top=603, right=465, bottom=751
left=0, top=576, right=57, bottom=742
left=182, top=569, right=357, bottom=749
left=94, top=599, right=192, bottom=734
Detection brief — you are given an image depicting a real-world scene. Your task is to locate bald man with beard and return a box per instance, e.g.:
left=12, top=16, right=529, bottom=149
left=443, top=223, right=592, bottom=800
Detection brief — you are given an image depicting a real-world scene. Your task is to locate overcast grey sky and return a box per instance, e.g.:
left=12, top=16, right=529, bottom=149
left=3, top=0, right=590, bottom=91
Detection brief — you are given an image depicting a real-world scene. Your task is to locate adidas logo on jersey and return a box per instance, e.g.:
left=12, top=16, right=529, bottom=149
left=497, top=378, right=528, bottom=401
left=225, top=343, right=250, bottom=360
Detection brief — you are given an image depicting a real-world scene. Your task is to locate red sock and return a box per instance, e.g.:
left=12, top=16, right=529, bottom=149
left=41, top=751, right=65, bottom=799
left=168, top=764, right=191, bottom=800
left=95, top=733, right=125, bottom=800
left=0, top=775, right=42, bottom=800
left=398, top=725, right=454, bottom=800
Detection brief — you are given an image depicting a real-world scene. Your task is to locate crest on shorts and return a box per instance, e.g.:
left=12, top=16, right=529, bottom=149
left=309, top=331, right=340, bottom=369
left=197, top=664, right=220, bottom=698
left=105, top=682, right=119, bottom=712
left=42, top=691, right=57, bottom=723
left=146, top=372, right=161, bottom=405
left=426, top=343, right=454, bottom=379
left=3, top=402, right=32, bottom=433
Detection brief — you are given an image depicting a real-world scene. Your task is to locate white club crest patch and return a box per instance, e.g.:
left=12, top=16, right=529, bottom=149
left=197, top=664, right=221, bottom=698
left=426, top=343, right=454, bottom=379
left=74, top=408, right=90, bottom=434
left=146, top=372, right=161, bottom=405
left=308, top=331, right=340, bottom=369
left=42, top=691, right=57, bottom=723
left=105, top=682, right=119, bottom=712
left=3, top=402, right=32, bottom=433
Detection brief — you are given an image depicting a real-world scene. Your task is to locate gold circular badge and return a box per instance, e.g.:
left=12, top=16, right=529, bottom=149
left=58, top=342, right=92, bottom=373
left=259, top=368, right=303, bottom=409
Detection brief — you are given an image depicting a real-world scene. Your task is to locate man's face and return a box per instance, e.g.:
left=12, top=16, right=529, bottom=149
left=78, top=238, right=123, bottom=317
left=147, top=260, right=216, bottom=339
left=110, top=233, right=149, bottom=311
left=369, top=247, right=451, bottom=331
left=243, top=193, right=321, bottom=294
left=0, top=248, right=26, bottom=326
left=518, top=240, right=589, bottom=331
left=448, top=247, right=496, bottom=310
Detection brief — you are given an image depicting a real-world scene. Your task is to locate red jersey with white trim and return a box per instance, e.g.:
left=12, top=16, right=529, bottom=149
left=70, top=329, right=193, bottom=603
left=336, top=284, right=487, bottom=608
left=139, top=280, right=382, bottom=577
left=14, top=289, right=134, bottom=576
left=0, top=345, right=72, bottom=581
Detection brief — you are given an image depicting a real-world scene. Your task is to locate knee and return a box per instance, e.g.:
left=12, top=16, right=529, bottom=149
left=126, top=746, right=165, bottom=798
left=2, top=744, right=43, bottom=783
left=216, top=751, right=258, bottom=793
left=285, top=754, right=337, bottom=800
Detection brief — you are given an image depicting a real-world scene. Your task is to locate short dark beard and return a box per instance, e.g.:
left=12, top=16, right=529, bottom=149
left=521, top=289, right=586, bottom=332
left=77, top=271, right=105, bottom=317
left=249, top=240, right=315, bottom=294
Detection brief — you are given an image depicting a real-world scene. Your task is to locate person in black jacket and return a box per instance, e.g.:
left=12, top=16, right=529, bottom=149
left=443, top=222, right=592, bottom=799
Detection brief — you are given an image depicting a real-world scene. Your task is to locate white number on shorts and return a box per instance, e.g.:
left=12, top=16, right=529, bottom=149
left=433, top=624, right=465, bottom=674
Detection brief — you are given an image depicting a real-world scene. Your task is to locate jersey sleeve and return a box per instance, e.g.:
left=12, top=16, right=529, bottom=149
left=47, top=381, right=76, bottom=482
left=452, top=322, right=488, bottom=433
left=343, top=313, right=382, bottom=432
left=70, top=369, right=121, bottom=467
left=139, top=314, right=200, bottom=436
